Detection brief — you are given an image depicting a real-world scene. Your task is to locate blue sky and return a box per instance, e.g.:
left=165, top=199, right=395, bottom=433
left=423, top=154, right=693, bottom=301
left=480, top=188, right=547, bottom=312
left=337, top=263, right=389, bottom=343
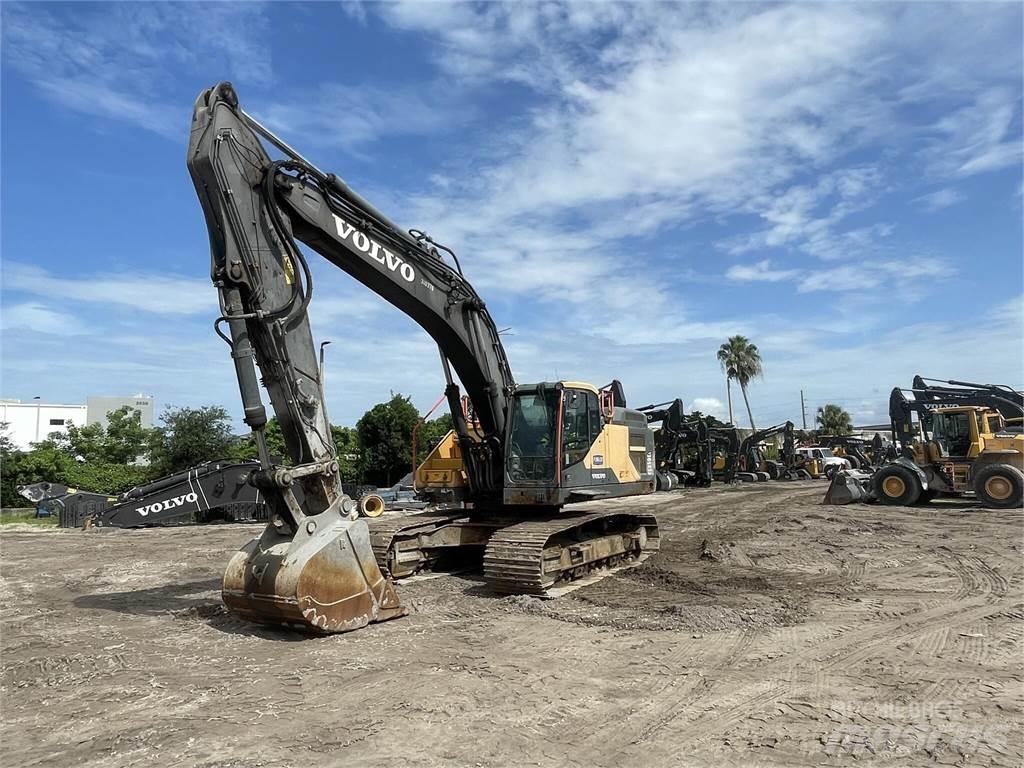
left=1, top=1, right=1022, bottom=430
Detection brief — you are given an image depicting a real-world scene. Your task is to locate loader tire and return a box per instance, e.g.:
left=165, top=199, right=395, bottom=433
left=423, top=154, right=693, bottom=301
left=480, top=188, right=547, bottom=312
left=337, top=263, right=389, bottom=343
left=872, top=465, right=922, bottom=506
left=973, top=464, right=1023, bottom=509
left=845, top=456, right=861, bottom=470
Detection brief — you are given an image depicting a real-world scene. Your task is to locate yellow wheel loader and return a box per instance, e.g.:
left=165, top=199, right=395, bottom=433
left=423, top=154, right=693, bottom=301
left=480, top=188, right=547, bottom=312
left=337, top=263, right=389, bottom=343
left=827, top=377, right=1023, bottom=507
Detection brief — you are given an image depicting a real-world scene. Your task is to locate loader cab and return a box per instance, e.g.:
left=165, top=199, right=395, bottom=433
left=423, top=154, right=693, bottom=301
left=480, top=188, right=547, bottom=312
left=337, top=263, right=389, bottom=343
left=924, top=408, right=976, bottom=458
left=922, top=406, right=1016, bottom=459
left=504, top=381, right=654, bottom=506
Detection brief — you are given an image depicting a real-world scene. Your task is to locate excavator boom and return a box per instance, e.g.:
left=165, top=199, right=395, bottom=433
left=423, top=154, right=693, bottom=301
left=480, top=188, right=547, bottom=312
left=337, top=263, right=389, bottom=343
left=188, top=82, right=405, bottom=633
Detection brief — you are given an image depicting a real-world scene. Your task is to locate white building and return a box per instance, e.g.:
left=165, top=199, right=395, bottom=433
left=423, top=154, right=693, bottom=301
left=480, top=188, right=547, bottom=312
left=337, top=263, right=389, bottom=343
left=0, top=395, right=155, bottom=450
left=87, top=395, right=154, bottom=429
left=0, top=400, right=89, bottom=450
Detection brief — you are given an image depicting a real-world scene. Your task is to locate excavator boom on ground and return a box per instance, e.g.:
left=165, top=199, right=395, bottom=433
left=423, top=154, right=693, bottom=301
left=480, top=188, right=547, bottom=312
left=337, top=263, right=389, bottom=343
left=18, top=460, right=267, bottom=528
left=187, top=83, right=658, bottom=633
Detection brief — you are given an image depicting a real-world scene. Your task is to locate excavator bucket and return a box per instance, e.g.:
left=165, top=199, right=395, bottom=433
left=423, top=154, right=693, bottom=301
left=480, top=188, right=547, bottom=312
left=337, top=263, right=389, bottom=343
left=823, top=469, right=875, bottom=505
left=222, top=512, right=406, bottom=633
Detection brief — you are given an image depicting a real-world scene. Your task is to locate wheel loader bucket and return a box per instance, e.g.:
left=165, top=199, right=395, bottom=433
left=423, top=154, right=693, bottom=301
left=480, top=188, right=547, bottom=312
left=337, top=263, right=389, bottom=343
left=222, top=511, right=406, bottom=633
left=823, top=469, right=875, bottom=505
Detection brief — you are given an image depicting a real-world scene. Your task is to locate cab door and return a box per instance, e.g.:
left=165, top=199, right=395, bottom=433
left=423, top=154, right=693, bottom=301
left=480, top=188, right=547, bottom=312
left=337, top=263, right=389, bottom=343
left=560, top=389, right=609, bottom=489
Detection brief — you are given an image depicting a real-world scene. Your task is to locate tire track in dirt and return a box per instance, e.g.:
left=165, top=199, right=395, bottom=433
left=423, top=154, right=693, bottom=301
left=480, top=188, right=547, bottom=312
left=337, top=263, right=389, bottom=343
left=625, top=596, right=1015, bottom=753
left=619, top=630, right=765, bottom=747
left=646, top=484, right=823, bottom=538
left=823, top=548, right=1009, bottom=673
left=601, top=550, right=1020, bottom=756
left=562, top=628, right=758, bottom=747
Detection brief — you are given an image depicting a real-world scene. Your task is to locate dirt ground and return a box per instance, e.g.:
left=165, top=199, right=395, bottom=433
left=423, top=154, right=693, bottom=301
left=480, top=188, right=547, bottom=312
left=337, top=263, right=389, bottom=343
left=2, top=481, right=1021, bottom=767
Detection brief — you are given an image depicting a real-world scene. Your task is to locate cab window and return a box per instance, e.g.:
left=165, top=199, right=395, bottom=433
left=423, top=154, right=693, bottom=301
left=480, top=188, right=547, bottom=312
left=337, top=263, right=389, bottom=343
left=508, top=389, right=560, bottom=482
left=562, top=389, right=601, bottom=467
left=587, top=391, right=602, bottom=444
left=932, top=412, right=971, bottom=456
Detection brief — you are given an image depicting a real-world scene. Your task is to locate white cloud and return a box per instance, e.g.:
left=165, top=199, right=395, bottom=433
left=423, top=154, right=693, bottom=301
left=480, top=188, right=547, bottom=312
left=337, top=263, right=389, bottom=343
left=1, top=302, right=84, bottom=335
left=726, top=260, right=801, bottom=283
left=914, top=188, right=965, bottom=212
left=690, top=397, right=726, bottom=420
left=2, top=1, right=1020, bottom=433
left=925, top=88, right=1023, bottom=178
left=797, top=257, right=956, bottom=294
left=1, top=3, right=271, bottom=139
left=721, top=167, right=889, bottom=261
left=4, top=263, right=212, bottom=315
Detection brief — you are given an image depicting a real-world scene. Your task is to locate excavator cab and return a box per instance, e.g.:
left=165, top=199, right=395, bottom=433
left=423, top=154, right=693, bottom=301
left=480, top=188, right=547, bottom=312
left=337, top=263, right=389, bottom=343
left=506, top=385, right=560, bottom=487
left=504, top=382, right=654, bottom=505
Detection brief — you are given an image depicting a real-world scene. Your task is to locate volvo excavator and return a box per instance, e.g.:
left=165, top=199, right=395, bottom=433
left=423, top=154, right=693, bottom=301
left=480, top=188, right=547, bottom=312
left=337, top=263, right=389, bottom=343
left=711, top=421, right=811, bottom=483
left=637, top=399, right=713, bottom=489
left=187, top=82, right=658, bottom=634
left=736, top=421, right=810, bottom=481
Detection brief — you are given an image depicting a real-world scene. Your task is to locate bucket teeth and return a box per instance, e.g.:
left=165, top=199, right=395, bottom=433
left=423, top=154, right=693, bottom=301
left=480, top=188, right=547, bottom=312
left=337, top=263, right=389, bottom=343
left=222, top=515, right=407, bottom=633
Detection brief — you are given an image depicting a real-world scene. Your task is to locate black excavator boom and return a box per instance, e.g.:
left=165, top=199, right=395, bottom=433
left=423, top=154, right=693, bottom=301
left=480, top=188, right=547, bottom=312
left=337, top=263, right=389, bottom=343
left=18, top=461, right=269, bottom=529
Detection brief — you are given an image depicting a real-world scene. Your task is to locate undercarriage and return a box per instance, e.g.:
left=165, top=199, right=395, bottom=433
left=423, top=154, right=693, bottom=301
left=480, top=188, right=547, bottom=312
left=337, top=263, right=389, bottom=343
left=369, top=509, right=660, bottom=594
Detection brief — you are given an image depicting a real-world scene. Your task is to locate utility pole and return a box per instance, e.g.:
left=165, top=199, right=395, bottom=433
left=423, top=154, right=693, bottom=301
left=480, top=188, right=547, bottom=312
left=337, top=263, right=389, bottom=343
left=800, top=390, right=808, bottom=430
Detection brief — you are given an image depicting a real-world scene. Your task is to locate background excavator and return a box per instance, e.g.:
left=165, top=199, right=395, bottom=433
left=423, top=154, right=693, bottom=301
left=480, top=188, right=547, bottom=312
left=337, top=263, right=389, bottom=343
left=732, top=421, right=809, bottom=482
left=826, top=376, right=1024, bottom=507
left=710, top=421, right=808, bottom=483
left=812, top=435, right=882, bottom=470
left=637, top=399, right=713, bottom=490
left=187, top=82, right=658, bottom=634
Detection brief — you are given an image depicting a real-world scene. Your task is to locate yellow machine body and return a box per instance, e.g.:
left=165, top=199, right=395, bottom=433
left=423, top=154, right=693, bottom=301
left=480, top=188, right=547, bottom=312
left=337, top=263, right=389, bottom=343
left=909, top=406, right=1023, bottom=493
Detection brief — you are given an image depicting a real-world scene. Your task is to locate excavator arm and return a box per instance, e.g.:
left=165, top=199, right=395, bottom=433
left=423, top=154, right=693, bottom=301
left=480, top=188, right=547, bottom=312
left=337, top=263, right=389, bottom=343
left=907, top=376, right=1023, bottom=422
left=188, top=83, right=514, bottom=507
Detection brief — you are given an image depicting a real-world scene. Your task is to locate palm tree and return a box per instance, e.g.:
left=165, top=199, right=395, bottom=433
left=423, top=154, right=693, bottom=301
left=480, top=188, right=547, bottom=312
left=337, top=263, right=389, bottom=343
left=816, top=404, right=853, bottom=435
left=717, top=335, right=763, bottom=430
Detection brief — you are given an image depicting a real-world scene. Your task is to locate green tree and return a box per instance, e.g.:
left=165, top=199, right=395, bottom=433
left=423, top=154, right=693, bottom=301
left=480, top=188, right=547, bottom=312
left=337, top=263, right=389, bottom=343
left=717, top=335, right=763, bottom=430
left=356, top=394, right=420, bottom=487
left=233, top=417, right=289, bottom=463
left=102, top=406, right=152, bottom=463
left=688, top=410, right=731, bottom=429
left=816, top=404, right=853, bottom=435
left=417, top=412, right=454, bottom=456
left=1, top=443, right=74, bottom=507
left=331, top=424, right=360, bottom=484
left=2, top=418, right=156, bottom=507
left=147, top=405, right=235, bottom=476
left=51, top=406, right=151, bottom=464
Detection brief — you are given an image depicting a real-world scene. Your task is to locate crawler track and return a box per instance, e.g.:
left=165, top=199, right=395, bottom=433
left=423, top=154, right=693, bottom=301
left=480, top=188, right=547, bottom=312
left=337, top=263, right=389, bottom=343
left=369, top=509, right=661, bottom=594
left=367, top=511, right=475, bottom=578
left=482, top=511, right=661, bottom=594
